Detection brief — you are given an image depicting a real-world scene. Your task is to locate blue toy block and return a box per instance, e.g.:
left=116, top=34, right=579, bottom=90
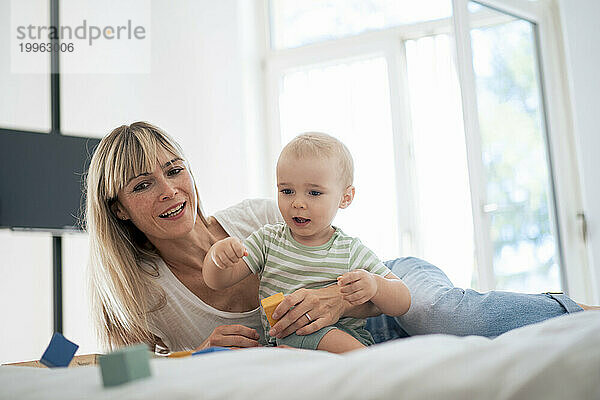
left=98, top=344, right=151, bottom=387
left=40, top=332, right=79, bottom=368
left=192, top=346, right=231, bottom=355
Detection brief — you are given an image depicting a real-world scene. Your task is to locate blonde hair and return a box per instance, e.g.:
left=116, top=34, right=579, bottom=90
left=280, top=132, right=354, bottom=187
left=84, top=121, right=206, bottom=350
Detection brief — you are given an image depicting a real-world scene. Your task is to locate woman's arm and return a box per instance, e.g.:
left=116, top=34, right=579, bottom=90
left=268, top=284, right=383, bottom=339
left=345, top=299, right=383, bottom=319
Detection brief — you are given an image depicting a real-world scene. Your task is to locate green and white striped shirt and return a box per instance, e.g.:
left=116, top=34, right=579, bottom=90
left=243, top=223, right=391, bottom=337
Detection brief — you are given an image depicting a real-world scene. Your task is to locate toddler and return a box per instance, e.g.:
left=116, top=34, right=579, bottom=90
left=203, top=132, right=410, bottom=353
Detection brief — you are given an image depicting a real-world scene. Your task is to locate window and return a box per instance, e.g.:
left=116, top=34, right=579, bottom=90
left=405, top=34, right=476, bottom=289
left=265, top=0, right=586, bottom=295
left=278, top=57, right=401, bottom=260
left=467, top=2, right=561, bottom=291
left=270, top=0, right=452, bottom=49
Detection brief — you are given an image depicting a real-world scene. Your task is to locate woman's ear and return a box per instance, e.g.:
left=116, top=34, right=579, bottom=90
left=339, top=185, right=355, bottom=209
left=111, top=200, right=130, bottom=221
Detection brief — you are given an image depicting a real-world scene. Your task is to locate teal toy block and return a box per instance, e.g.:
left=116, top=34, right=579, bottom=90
left=98, top=344, right=151, bottom=387
left=40, top=332, right=79, bottom=368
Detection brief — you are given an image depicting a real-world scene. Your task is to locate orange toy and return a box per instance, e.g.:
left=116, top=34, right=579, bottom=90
left=261, top=292, right=285, bottom=326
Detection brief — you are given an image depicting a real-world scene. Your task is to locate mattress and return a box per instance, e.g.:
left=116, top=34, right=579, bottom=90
left=1, top=310, right=599, bottom=399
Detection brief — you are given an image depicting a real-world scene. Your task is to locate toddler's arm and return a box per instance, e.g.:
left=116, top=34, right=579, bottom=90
left=337, top=271, right=410, bottom=317
left=203, top=237, right=252, bottom=290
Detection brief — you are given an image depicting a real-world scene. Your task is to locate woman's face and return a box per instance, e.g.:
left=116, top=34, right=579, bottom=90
left=112, top=148, right=198, bottom=242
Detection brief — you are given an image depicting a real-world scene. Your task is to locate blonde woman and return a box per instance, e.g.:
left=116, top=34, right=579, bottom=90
left=86, top=122, right=588, bottom=352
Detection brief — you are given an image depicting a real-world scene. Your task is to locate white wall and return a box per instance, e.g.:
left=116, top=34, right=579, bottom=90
left=0, top=0, right=50, bottom=131
left=0, top=231, right=53, bottom=363
left=60, top=0, right=269, bottom=212
left=0, top=0, right=267, bottom=363
left=559, top=0, right=600, bottom=303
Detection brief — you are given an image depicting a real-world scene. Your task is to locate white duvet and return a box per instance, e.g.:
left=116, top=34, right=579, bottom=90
left=1, top=311, right=599, bottom=400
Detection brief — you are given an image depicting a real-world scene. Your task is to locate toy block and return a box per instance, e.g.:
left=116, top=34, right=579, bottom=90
left=40, top=332, right=79, bottom=368
left=192, top=346, right=231, bottom=355
left=98, top=344, right=151, bottom=387
left=261, top=292, right=284, bottom=326
left=167, top=350, right=193, bottom=358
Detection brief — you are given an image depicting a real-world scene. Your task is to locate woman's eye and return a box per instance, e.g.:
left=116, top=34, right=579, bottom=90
left=168, top=167, right=183, bottom=176
left=133, top=182, right=150, bottom=192
left=309, top=190, right=322, bottom=196
left=280, top=189, right=293, bottom=195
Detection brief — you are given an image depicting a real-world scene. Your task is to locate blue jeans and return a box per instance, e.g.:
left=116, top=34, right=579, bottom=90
left=366, top=257, right=583, bottom=343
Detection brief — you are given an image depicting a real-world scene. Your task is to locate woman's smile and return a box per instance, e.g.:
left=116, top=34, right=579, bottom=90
left=159, top=201, right=186, bottom=220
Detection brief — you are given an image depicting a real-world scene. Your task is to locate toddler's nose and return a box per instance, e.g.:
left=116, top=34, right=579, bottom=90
left=292, top=199, right=306, bottom=209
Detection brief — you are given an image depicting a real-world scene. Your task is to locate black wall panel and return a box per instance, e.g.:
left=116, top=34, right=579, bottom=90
left=0, top=129, right=100, bottom=230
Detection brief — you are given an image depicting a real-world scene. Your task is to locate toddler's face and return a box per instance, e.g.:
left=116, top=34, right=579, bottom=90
left=276, top=153, right=351, bottom=246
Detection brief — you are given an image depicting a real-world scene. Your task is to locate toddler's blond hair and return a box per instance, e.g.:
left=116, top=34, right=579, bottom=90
left=279, top=132, right=354, bottom=187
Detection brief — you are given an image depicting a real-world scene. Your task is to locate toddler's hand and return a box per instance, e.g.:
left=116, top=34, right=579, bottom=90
left=337, top=270, right=377, bottom=305
left=210, top=237, right=248, bottom=269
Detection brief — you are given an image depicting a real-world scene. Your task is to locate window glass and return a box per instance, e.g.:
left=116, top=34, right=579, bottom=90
left=278, top=57, right=401, bottom=260
left=270, top=0, right=452, bottom=49
left=405, top=35, right=476, bottom=289
left=469, top=3, right=562, bottom=292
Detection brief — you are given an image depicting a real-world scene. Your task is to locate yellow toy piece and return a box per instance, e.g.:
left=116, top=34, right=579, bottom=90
left=261, top=292, right=284, bottom=326
left=167, top=350, right=193, bottom=358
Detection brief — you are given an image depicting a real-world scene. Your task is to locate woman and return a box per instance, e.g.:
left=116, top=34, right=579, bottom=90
left=86, top=121, right=587, bottom=352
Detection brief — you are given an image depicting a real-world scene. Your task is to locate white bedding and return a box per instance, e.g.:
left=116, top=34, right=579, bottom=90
left=2, top=311, right=599, bottom=400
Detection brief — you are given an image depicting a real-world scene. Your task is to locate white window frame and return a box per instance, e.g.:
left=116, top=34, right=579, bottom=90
left=261, top=0, right=591, bottom=301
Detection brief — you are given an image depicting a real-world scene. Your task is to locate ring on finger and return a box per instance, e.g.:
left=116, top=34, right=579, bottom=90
left=305, top=312, right=312, bottom=322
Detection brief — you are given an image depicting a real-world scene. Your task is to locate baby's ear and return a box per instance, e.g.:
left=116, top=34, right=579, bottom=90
left=339, top=185, right=355, bottom=209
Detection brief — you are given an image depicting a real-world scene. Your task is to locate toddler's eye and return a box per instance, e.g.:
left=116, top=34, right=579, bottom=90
left=280, top=189, right=293, bottom=195
left=309, top=190, right=322, bottom=196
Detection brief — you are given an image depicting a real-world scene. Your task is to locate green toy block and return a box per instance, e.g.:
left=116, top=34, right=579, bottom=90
left=98, top=344, right=151, bottom=387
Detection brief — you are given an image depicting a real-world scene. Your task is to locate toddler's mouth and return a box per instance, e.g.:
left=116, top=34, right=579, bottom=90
left=292, top=217, right=310, bottom=224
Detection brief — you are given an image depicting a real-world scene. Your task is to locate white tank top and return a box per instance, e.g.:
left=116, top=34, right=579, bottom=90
left=146, top=199, right=283, bottom=351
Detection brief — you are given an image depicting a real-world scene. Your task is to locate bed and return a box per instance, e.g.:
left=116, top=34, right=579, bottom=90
left=1, top=310, right=599, bottom=399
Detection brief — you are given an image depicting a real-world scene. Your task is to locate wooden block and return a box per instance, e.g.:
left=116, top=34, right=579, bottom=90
left=2, top=354, right=100, bottom=368
left=98, top=344, right=151, bottom=387
left=40, top=333, right=79, bottom=368
left=260, top=292, right=284, bottom=326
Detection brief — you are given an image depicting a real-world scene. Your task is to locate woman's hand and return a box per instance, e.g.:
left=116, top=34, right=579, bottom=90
left=194, top=325, right=260, bottom=351
left=268, top=286, right=347, bottom=339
